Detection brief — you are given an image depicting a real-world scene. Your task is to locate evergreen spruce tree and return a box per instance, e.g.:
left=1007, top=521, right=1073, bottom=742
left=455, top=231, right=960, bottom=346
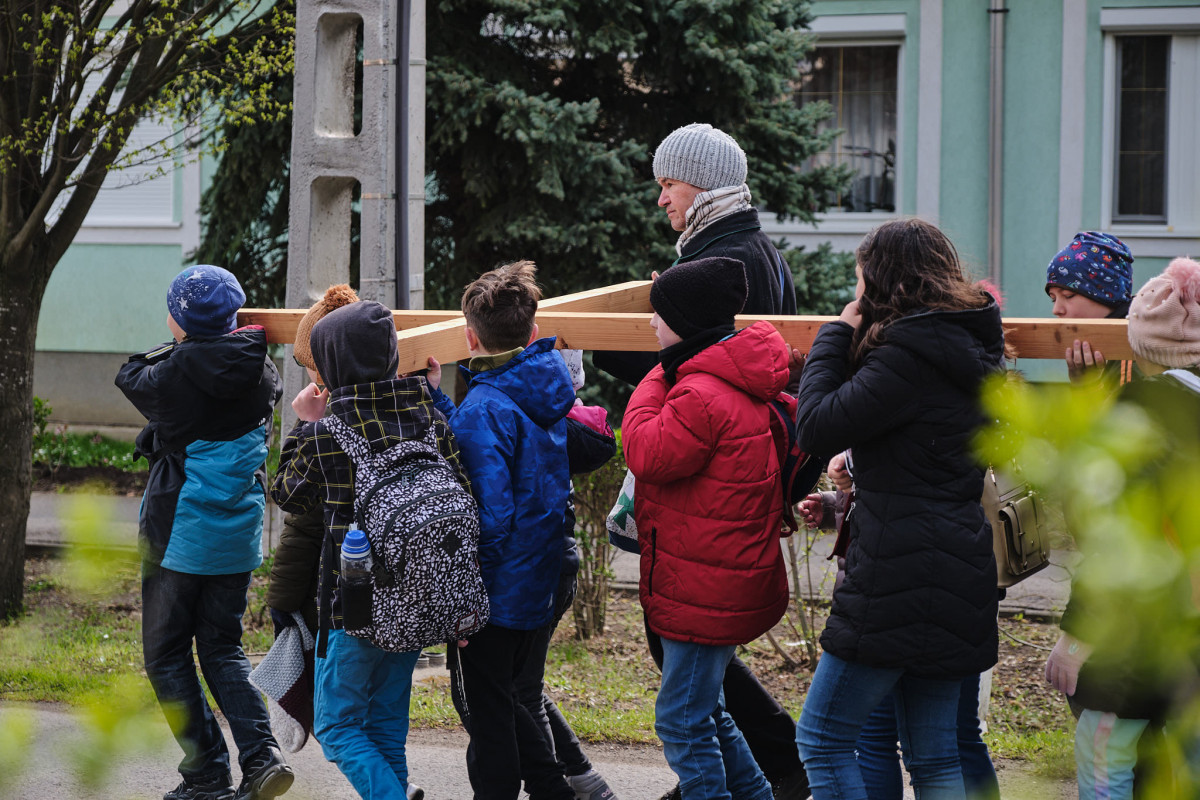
left=425, top=0, right=848, bottom=307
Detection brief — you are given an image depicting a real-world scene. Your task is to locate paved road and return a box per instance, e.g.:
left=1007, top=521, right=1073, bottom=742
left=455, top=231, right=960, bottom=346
left=1, top=702, right=675, bottom=800
left=28, top=492, right=1073, bottom=617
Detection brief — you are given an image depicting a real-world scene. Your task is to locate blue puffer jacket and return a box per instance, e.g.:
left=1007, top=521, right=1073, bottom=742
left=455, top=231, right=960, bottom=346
left=116, top=327, right=282, bottom=574
left=433, top=337, right=575, bottom=630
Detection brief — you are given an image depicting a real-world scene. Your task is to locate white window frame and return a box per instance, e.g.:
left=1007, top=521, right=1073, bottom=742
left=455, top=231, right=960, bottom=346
left=1100, top=6, right=1200, bottom=257
left=763, top=12, right=921, bottom=251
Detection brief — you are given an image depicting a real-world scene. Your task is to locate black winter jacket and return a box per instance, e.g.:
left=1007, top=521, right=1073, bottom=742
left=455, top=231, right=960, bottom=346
left=796, top=303, right=1005, bottom=680
left=116, top=328, right=282, bottom=572
left=593, top=207, right=795, bottom=386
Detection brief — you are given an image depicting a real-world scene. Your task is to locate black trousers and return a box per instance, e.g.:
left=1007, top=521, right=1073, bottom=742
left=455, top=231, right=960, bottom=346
left=646, top=618, right=804, bottom=782
left=450, top=623, right=574, bottom=800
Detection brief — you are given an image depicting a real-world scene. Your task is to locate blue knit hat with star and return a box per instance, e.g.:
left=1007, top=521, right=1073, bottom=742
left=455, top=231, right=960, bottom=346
left=1045, top=232, right=1133, bottom=308
left=167, top=265, right=245, bottom=338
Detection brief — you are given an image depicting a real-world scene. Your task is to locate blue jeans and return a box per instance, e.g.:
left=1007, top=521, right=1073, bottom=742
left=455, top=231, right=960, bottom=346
left=1075, top=709, right=1150, bottom=800
left=796, top=652, right=965, bottom=800
left=141, top=565, right=277, bottom=780
left=314, top=629, right=420, bottom=797
left=656, top=638, right=773, bottom=800
left=856, top=672, right=999, bottom=800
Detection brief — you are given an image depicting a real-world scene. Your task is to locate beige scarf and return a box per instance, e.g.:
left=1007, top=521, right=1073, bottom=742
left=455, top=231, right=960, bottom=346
left=676, top=184, right=753, bottom=256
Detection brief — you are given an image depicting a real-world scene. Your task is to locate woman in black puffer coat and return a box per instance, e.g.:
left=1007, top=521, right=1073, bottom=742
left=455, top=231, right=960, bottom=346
left=794, top=218, right=1006, bottom=800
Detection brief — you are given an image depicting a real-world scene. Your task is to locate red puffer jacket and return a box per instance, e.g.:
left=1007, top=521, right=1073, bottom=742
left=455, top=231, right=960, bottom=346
left=624, top=321, right=791, bottom=646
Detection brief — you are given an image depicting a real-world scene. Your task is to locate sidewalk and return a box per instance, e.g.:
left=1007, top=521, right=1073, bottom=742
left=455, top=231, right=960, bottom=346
left=28, top=492, right=1074, bottom=617
left=1, top=702, right=675, bottom=800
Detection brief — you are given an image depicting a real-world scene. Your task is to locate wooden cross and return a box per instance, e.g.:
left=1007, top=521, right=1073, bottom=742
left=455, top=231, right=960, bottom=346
left=237, top=281, right=1135, bottom=373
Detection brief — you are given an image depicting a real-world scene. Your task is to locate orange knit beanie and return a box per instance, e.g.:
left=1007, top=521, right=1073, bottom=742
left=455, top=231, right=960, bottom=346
left=293, top=284, right=360, bottom=371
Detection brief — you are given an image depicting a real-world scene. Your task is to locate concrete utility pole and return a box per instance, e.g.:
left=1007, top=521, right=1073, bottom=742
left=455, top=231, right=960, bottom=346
left=285, top=0, right=425, bottom=315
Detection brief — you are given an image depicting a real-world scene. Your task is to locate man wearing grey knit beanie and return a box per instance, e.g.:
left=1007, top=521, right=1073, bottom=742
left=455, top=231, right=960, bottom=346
left=593, top=123, right=798, bottom=388
left=624, top=125, right=811, bottom=800
left=653, top=123, right=796, bottom=316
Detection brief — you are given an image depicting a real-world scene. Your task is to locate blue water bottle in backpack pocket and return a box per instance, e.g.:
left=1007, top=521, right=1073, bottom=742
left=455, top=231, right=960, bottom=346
left=339, top=529, right=374, bottom=631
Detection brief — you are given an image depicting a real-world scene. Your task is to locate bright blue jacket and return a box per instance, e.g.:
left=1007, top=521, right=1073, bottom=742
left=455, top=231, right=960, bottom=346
left=432, top=338, right=574, bottom=630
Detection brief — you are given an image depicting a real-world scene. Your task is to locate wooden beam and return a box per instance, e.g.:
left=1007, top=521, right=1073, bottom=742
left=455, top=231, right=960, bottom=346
left=237, top=308, right=462, bottom=344
left=241, top=281, right=652, bottom=347
left=242, top=288, right=1136, bottom=373
left=531, top=314, right=1136, bottom=360
left=392, top=281, right=654, bottom=372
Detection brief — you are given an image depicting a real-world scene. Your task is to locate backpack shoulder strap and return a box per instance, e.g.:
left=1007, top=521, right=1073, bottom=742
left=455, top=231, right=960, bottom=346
left=321, top=414, right=374, bottom=468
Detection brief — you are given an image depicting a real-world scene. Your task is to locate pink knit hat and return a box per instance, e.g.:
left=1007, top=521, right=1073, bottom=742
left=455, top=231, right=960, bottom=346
left=1128, top=257, right=1200, bottom=368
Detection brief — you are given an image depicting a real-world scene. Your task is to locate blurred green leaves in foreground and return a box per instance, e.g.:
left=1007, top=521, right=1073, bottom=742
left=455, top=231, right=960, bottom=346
left=977, top=374, right=1200, bottom=795
left=1, top=497, right=168, bottom=797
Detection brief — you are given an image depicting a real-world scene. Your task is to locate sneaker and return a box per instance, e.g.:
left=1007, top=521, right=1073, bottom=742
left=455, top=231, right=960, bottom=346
left=566, top=768, right=617, bottom=800
left=406, top=783, right=425, bottom=800
left=164, top=773, right=235, bottom=800
left=770, top=767, right=812, bottom=800
left=234, top=745, right=295, bottom=800
left=658, top=785, right=681, bottom=800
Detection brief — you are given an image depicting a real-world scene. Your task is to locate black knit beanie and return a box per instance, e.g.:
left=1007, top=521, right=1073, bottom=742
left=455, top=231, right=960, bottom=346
left=650, top=257, right=749, bottom=339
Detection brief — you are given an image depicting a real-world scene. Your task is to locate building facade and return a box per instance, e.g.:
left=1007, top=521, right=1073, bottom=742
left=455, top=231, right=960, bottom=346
left=774, top=0, right=1200, bottom=361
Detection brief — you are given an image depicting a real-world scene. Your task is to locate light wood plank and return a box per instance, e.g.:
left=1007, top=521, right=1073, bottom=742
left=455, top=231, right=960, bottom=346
left=1001, top=317, right=1134, bottom=360
left=242, top=302, right=1137, bottom=372
left=244, top=283, right=652, bottom=349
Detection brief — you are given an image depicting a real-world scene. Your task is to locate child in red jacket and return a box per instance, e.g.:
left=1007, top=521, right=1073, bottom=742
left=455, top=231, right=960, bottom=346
left=623, top=256, right=791, bottom=800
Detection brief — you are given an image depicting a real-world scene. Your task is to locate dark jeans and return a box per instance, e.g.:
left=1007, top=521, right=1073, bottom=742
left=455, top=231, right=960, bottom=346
left=856, top=671, right=999, bottom=800
left=450, top=623, right=574, bottom=800
left=646, top=619, right=803, bottom=783
left=514, top=569, right=593, bottom=779
left=142, top=564, right=277, bottom=780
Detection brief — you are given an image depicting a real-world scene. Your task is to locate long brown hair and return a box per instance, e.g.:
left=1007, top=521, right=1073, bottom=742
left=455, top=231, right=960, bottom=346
left=851, top=218, right=992, bottom=364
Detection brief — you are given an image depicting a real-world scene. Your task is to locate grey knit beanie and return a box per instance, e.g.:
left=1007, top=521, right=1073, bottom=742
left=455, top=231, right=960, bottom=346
left=652, top=123, right=748, bottom=190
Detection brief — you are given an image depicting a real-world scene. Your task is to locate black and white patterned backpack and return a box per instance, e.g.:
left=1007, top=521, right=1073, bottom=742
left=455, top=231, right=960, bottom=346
left=323, top=415, right=489, bottom=652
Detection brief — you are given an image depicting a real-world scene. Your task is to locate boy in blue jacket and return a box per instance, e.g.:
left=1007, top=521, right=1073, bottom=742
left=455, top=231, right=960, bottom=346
left=426, top=260, right=576, bottom=800
left=116, top=265, right=291, bottom=800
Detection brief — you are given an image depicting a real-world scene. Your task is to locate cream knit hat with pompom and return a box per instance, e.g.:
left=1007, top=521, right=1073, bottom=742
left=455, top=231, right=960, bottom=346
left=1128, top=257, right=1200, bottom=368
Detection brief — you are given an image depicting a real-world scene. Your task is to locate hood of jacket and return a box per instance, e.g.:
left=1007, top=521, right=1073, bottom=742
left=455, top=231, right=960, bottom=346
left=881, top=300, right=1006, bottom=393
left=310, top=301, right=401, bottom=390
left=674, top=321, right=790, bottom=402
left=467, top=337, right=576, bottom=428
left=170, top=326, right=272, bottom=399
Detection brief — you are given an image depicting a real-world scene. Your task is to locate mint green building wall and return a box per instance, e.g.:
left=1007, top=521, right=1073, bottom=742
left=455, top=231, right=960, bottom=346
left=936, top=2, right=990, bottom=272
left=36, top=245, right=186, bottom=353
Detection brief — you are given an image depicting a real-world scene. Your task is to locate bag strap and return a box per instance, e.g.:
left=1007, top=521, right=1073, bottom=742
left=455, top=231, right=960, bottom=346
left=321, top=414, right=374, bottom=473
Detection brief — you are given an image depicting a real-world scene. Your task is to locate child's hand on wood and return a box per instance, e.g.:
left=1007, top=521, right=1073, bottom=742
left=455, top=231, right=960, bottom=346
left=292, top=382, right=328, bottom=422
left=425, top=357, right=442, bottom=391
left=1065, top=339, right=1107, bottom=383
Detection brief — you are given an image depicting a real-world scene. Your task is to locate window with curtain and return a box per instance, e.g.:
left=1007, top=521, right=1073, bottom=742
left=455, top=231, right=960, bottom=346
left=795, top=44, right=899, bottom=213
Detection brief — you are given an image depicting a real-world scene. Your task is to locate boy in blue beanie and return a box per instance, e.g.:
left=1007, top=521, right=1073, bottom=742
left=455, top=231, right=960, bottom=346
left=116, top=265, right=292, bottom=800
left=1045, top=231, right=1134, bottom=384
